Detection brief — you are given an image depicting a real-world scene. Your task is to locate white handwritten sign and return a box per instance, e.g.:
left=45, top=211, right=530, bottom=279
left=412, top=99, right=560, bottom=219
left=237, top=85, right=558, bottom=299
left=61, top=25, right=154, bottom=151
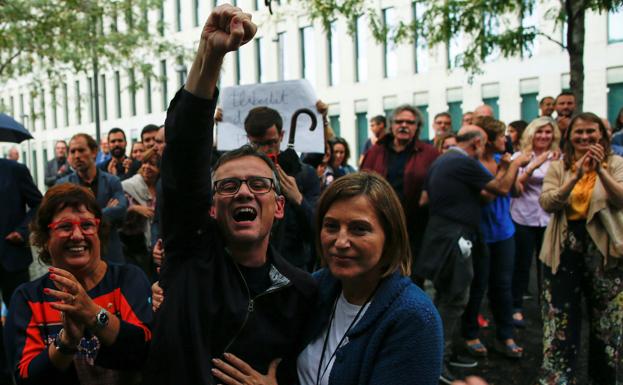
left=217, top=80, right=324, bottom=153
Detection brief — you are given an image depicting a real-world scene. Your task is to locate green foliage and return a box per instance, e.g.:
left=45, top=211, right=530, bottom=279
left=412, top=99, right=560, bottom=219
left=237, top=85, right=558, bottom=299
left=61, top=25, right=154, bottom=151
left=0, top=0, right=188, bottom=86
left=295, top=0, right=622, bottom=76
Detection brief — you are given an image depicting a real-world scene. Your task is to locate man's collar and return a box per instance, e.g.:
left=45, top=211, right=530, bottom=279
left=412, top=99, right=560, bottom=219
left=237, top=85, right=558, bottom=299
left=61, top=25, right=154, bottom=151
left=447, top=146, right=469, bottom=156
left=78, top=167, right=98, bottom=184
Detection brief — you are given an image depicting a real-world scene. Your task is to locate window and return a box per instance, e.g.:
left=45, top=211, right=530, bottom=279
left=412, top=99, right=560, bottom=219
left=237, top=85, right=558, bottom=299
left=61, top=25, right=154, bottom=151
left=19, top=93, right=25, bottom=120
left=125, top=1, right=134, bottom=30
left=356, top=112, right=368, bottom=159
left=75, top=81, right=82, bottom=124
left=327, top=21, right=339, bottom=86
left=234, top=52, right=241, bottom=85
left=417, top=104, right=429, bottom=140
left=158, top=2, right=165, bottom=36
left=145, top=73, right=153, bottom=114
left=483, top=12, right=501, bottom=62
left=40, top=91, right=46, bottom=130
left=43, top=147, right=48, bottom=170
left=329, top=115, right=341, bottom=136
left=521, top=0, right=539, bottom=56
left=354, top=16, right=367, bottom=82
left=175, top=0, right=182, bottom=32
left=482, top=97, right=499, bottom=119
left=255, top=38, right=266, bottom=83
left=87, top=77, right=94, bottom=123
left=277, top=32, right=290, bottom=81
left=100, top=74, right=108, bottom=121
left=128, top=68, right=137, bottom=116
left=448, top=102, right=462, bottom=132
left=30, top=92, right=36, bottom=130
left=520, top=92, right=538, bottom=122
left=9, top=96, right=14, bottom=117
left=161, top=60, right=168, bottom=111
left=193, top=0, right=200, bottom=27
left=50, top=89, right=58, bottom=129
left=115, top=71, right=122, bottom=118
left=382, top=8, right=397, bottom=78
left=300, top=26, right=316, bottom=86
left=609, top=9, right=623, bottom=43
left=412, top=2, right=429, bottom=73
left=62, top=83, right=69, bottom=126
left=31, top=149, right=38, bottom=182
left=447, top=34, right=464, bottom=69
left=176, top=57, right=187, bottom=88
left=608, top=82, right=623, bottom=128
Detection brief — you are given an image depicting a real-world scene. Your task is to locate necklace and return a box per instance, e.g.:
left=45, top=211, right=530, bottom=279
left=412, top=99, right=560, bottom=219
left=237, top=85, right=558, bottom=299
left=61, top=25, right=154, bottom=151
left=314, top=285, right=378, bottom=385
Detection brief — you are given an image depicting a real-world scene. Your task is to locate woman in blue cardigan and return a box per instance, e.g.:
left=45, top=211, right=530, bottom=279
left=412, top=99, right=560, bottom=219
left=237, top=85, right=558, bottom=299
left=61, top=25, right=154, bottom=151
left=212, top=172, right=443, bottom=385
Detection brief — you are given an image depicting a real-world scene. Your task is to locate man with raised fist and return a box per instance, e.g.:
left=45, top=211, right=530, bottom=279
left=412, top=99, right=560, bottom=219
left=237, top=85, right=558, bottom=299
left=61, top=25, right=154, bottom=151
left=145, top=5, right=316, bottom=385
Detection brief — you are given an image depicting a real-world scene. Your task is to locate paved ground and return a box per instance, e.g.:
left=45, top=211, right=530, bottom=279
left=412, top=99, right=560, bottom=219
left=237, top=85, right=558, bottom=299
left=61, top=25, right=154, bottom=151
left=448, top=268, right=588, bottom=385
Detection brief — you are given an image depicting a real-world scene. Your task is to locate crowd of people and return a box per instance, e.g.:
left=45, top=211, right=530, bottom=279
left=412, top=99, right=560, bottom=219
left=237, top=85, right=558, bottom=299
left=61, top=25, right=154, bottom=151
left=1, top=3, right=623, bottom=385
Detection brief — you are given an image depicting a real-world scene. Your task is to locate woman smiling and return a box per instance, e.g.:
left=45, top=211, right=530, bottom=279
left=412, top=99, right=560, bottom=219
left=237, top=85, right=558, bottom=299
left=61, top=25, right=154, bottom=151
left=212, top=172, right=443, bottom=385
left=539, top=112, right=623, bottom=384
left=4, top=184, right=152, bottom=385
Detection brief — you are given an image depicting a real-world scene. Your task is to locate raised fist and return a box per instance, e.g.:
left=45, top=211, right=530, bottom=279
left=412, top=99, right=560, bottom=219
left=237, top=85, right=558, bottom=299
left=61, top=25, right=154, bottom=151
left=201, top=5, right=256, bottom=57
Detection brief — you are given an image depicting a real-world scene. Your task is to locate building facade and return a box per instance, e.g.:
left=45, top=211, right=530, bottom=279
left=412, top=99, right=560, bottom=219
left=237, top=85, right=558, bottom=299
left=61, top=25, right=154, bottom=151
left=2, top=0, right=623, bottom=190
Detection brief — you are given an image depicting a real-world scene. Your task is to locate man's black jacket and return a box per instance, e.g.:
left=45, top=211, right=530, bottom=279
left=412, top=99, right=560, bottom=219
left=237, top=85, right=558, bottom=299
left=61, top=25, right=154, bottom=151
left=144, top=89, right=317, bottom=385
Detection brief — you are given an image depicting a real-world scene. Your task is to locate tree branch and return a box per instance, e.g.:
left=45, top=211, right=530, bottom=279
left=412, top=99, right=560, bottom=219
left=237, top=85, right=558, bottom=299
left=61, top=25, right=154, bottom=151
left=536, top=31, right=566, bottom=49
left=0, top=49, right=23, bottom=77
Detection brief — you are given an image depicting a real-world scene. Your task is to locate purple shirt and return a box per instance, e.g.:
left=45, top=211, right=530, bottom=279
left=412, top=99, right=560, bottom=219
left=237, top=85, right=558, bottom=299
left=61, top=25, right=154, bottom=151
left=510, top=152, right=552, bottom=227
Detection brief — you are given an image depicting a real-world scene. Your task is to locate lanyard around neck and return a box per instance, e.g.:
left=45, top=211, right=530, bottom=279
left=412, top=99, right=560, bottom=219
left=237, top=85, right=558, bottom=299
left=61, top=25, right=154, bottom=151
left=314, top=285, right=378, bottom=385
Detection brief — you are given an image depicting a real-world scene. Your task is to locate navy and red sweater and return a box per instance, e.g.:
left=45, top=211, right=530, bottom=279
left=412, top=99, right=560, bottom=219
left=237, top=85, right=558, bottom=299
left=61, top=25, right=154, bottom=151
left=3, top=264, right=152, bottom=384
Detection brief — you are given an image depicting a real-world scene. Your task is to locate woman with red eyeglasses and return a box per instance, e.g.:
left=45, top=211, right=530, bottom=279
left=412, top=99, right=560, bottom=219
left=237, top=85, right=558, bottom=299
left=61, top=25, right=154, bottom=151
left=4, top=183, right=152, bottom=385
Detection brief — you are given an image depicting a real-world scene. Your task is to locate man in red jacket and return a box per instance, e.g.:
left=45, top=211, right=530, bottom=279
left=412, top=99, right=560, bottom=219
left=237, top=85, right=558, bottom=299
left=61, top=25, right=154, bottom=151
left=361, top=104, right=439, bottom=273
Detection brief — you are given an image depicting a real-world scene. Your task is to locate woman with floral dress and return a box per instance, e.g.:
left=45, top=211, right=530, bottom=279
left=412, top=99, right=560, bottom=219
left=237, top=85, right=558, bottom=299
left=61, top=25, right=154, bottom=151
left=539, top=112, right=623, bottom=384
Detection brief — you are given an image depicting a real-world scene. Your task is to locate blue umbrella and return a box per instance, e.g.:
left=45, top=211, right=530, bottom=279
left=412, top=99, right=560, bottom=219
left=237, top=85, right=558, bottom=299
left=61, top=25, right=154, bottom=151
left=0, top=113, right=33, bottom=143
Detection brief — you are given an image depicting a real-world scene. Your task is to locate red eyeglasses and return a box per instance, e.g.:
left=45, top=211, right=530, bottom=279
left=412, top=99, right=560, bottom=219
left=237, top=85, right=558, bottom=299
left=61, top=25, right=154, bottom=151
left=48, top=218, right=100, bottom=237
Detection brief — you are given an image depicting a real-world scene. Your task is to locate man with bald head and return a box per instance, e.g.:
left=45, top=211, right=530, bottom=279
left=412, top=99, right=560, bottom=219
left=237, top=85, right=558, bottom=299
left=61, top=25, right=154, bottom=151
left=416, top=124, right=528, bottom=383
left=474, top=104, right=494, bottom=118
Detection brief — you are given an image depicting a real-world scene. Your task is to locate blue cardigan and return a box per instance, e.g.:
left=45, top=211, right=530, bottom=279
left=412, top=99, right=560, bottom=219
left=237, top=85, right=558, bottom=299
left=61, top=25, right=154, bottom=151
left=306, top=269, right=443, bottom=385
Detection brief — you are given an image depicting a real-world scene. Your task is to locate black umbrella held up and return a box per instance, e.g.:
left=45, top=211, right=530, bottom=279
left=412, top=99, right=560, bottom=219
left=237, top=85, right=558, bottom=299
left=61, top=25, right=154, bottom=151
left=278, top=108, right=317, bottom=176
left=0, top=113, right=33, bottom=143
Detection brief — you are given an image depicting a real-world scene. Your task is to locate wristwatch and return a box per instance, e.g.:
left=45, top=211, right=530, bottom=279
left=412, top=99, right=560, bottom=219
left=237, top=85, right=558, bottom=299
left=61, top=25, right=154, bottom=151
left=54, top=328, right=79, bottom=355
left=91, top=308, right=110, bottom=331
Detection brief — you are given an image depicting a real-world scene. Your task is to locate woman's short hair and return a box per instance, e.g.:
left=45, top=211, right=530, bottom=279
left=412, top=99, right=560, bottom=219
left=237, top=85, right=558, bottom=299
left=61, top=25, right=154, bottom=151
left=315, top=172, right=411, bottom=277
left=434, top=132, right=456, bottom=151
left=563, top=112, right=611, bottom=170
left=474, top=116, right=506, bottom=145
left=328, top=137, right=351, bottom=166
left=30, top=184, right=109, bottom=265
left=520, top=116, right=560, bottom=154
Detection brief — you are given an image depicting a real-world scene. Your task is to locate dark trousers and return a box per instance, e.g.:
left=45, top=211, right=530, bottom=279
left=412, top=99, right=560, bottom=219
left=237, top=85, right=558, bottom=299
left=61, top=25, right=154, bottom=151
left=0, top=264, right=29, bottom=385
left=540, top=221, right=623, bottom=385
left=462, top=237, right=515, bottom=341
left=511, top=223, right=545, bottom=311
left=435, top=284, right=471, bottom=360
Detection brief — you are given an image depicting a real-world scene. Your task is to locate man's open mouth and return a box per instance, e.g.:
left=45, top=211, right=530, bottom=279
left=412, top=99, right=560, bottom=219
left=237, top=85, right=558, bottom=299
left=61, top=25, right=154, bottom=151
left=233, top=207, right=257, bottom=222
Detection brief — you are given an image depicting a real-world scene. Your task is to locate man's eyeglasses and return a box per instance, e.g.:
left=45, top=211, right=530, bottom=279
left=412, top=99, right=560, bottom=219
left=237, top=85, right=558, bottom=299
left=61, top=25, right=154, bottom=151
left=249, top=138, right=280, bottom=148
left=48, top=218, right=100, bottom=237
left=213, top=177, right=275, bottom=196
left=394, top=119, right=417, bottom=126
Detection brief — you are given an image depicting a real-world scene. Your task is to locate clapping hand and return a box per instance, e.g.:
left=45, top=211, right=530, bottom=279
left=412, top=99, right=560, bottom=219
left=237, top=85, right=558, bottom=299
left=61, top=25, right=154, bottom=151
left=107, top=158, right=118, bottom=175
left=276, top=165, right=303, bottom=205
left=45, top=267, right=100, bottom=330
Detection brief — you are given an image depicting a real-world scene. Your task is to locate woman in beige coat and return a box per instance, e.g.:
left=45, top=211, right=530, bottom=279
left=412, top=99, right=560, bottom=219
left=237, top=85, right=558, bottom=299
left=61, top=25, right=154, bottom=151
left=539, top=112, right=623, bottom=384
